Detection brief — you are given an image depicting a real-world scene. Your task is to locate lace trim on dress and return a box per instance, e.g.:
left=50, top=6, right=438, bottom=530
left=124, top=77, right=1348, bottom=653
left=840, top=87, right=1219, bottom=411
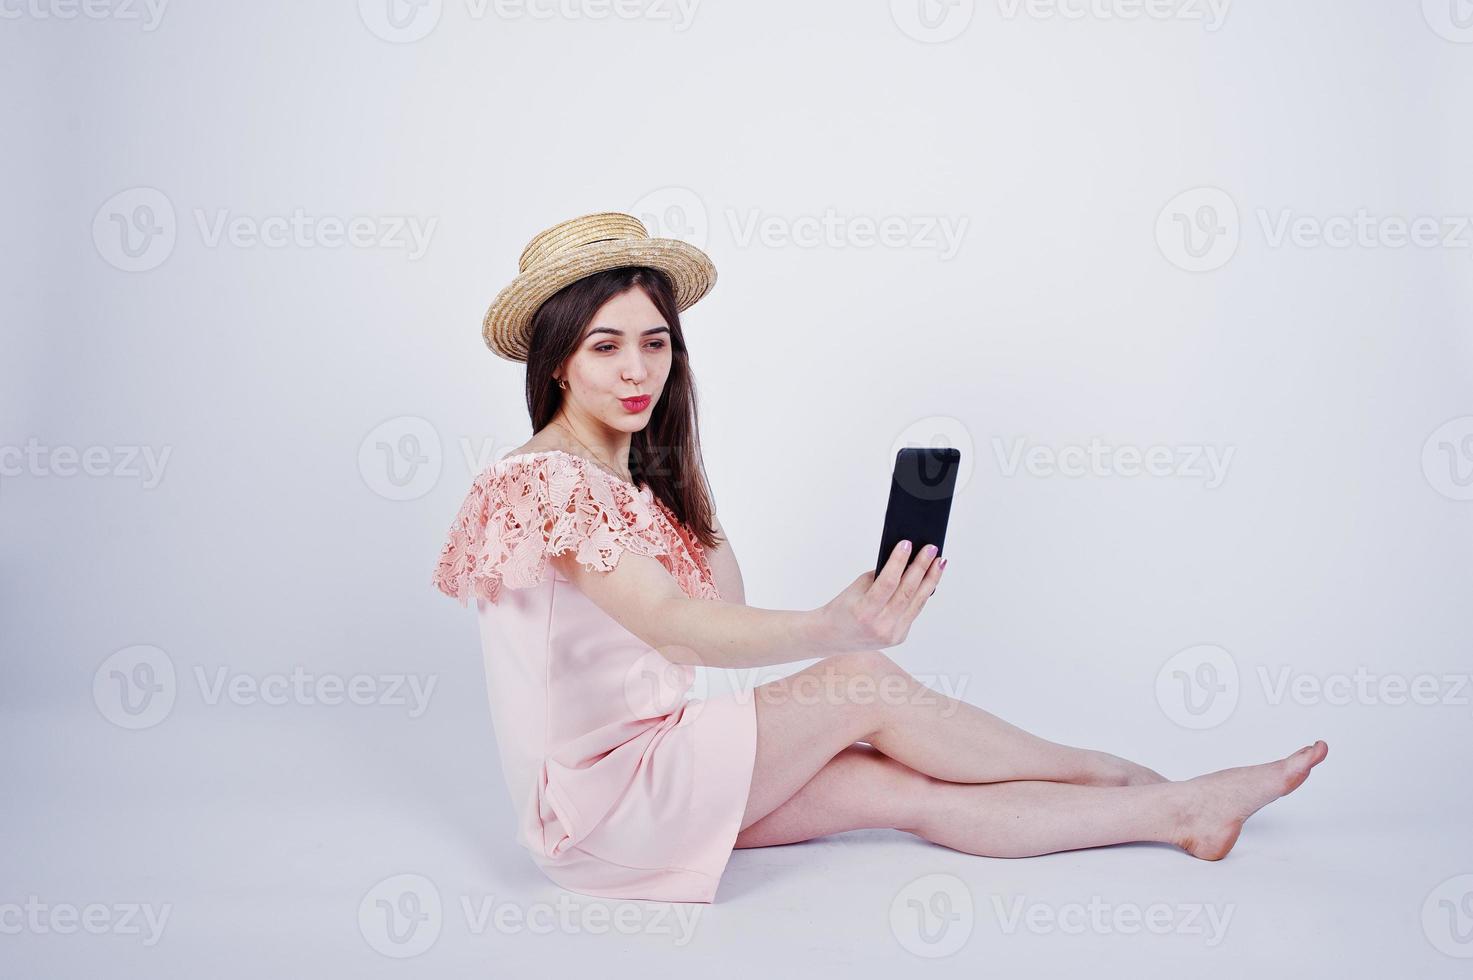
left=432, top=450, right=722, bottom=607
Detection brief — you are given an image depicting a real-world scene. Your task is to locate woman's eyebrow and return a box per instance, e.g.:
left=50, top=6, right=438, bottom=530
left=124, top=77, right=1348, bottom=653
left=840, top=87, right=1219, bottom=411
left=586, top=326, right=671, bottom=338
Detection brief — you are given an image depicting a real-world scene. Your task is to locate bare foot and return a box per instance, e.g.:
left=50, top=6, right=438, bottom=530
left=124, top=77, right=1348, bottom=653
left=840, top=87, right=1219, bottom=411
left=1088, top=751, right=1169, bottom=787
left=1172, top=740, right=1329, bottom=860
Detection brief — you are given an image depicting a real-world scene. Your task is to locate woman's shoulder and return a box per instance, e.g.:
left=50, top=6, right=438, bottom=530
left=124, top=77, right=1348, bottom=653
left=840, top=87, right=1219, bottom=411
left=472, top=447, right=638, bottom=508
left=431, top=446, right=669, bottom=607
left=487, top=435, right=603, bottom=477
left=506, top=432, right=575, bottom=455
left=502, top=428, right=603, bottom=464
left=501, top=437, right=564, bottom=460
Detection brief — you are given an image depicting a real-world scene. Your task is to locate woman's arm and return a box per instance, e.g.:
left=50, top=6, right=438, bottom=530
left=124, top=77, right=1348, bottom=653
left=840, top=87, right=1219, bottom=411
left=548, top=532, right=944, bottom=670
left=550, top=548, right=831, bottom=669
left=703, top=512, right=746, bottom=605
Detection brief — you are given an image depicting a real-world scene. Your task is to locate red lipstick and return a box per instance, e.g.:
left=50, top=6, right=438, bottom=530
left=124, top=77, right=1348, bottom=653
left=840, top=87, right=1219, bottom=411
left=620, top=395, right=652, bottom=413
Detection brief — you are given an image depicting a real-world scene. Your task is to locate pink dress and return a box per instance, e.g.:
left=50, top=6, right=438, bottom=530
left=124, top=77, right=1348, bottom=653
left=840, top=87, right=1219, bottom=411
left=432, top=448, right=758, bottom=904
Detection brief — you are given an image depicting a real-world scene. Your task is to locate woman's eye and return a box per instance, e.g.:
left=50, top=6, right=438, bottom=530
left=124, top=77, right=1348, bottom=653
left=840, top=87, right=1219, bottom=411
left=594, top=341, right=666, bottom=353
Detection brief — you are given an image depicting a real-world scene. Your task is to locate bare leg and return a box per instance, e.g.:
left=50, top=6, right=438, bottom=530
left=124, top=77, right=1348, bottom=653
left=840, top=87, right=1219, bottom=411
left=740, top=652, right=1163, bottom=833
left=739, top=739, right=1329, bottom=861
left=857, top=653, right=1166, bottom=786
left=737, top=743, right=931, bottom=847
left=906, top=779, right=1182, bottom=855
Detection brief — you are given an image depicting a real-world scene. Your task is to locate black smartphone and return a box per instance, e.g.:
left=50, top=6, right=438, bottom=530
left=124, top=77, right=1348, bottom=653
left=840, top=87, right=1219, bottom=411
left=875, top=446, right=961, bottom=586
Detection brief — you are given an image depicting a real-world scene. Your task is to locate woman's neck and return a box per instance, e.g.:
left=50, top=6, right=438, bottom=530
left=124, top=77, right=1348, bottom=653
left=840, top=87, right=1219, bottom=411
left=547, top=415, right=632, bottom=478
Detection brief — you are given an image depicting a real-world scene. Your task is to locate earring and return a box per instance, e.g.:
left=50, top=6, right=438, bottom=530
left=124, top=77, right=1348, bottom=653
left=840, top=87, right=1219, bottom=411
left=557, top=379, right=568, bottom=390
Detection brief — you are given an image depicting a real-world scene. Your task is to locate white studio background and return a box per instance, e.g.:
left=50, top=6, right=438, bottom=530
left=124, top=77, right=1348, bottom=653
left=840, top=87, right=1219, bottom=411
left=4, top=1, right=1472, bottom=976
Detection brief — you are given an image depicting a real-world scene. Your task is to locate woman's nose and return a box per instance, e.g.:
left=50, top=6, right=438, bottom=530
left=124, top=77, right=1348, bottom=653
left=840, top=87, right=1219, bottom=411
left=621, top=352, right=651, bottom=382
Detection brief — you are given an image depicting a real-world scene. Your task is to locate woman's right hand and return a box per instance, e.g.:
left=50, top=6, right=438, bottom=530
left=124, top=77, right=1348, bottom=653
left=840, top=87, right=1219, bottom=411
left=814, top=540, right=947, bottom=653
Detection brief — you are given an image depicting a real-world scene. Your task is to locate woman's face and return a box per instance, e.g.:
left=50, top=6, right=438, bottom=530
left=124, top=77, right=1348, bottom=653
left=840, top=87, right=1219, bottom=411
left=558, top=286, right=672, bottom=433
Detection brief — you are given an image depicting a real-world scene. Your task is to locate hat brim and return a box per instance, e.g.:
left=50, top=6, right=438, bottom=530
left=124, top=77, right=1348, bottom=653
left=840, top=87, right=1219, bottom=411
left=482, top=238, right=716, bottom=362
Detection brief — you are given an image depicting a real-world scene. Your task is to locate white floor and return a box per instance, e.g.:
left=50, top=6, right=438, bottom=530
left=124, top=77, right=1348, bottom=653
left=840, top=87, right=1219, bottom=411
left=6, top=698, right=1469, bottom=979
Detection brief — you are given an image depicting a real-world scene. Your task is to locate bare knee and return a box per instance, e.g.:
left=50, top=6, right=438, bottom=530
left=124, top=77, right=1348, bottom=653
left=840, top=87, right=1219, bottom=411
left=825, top=650, right=911, bottom=684
left=735, top=743, right=932, bottom=847
left=835, top=744, right=934, bottom=832
left=818, top=743, right=934, bottom=831
left=818, top=651, right=918, bottom=739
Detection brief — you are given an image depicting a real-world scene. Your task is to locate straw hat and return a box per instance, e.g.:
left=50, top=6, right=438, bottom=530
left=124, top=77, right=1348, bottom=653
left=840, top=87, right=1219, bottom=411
left=481, top=211, right=717, bottom=362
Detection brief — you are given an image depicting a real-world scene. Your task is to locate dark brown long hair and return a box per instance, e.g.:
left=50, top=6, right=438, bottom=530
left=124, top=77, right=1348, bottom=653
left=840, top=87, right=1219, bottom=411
left=523, top=266, right=722, bottom=551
